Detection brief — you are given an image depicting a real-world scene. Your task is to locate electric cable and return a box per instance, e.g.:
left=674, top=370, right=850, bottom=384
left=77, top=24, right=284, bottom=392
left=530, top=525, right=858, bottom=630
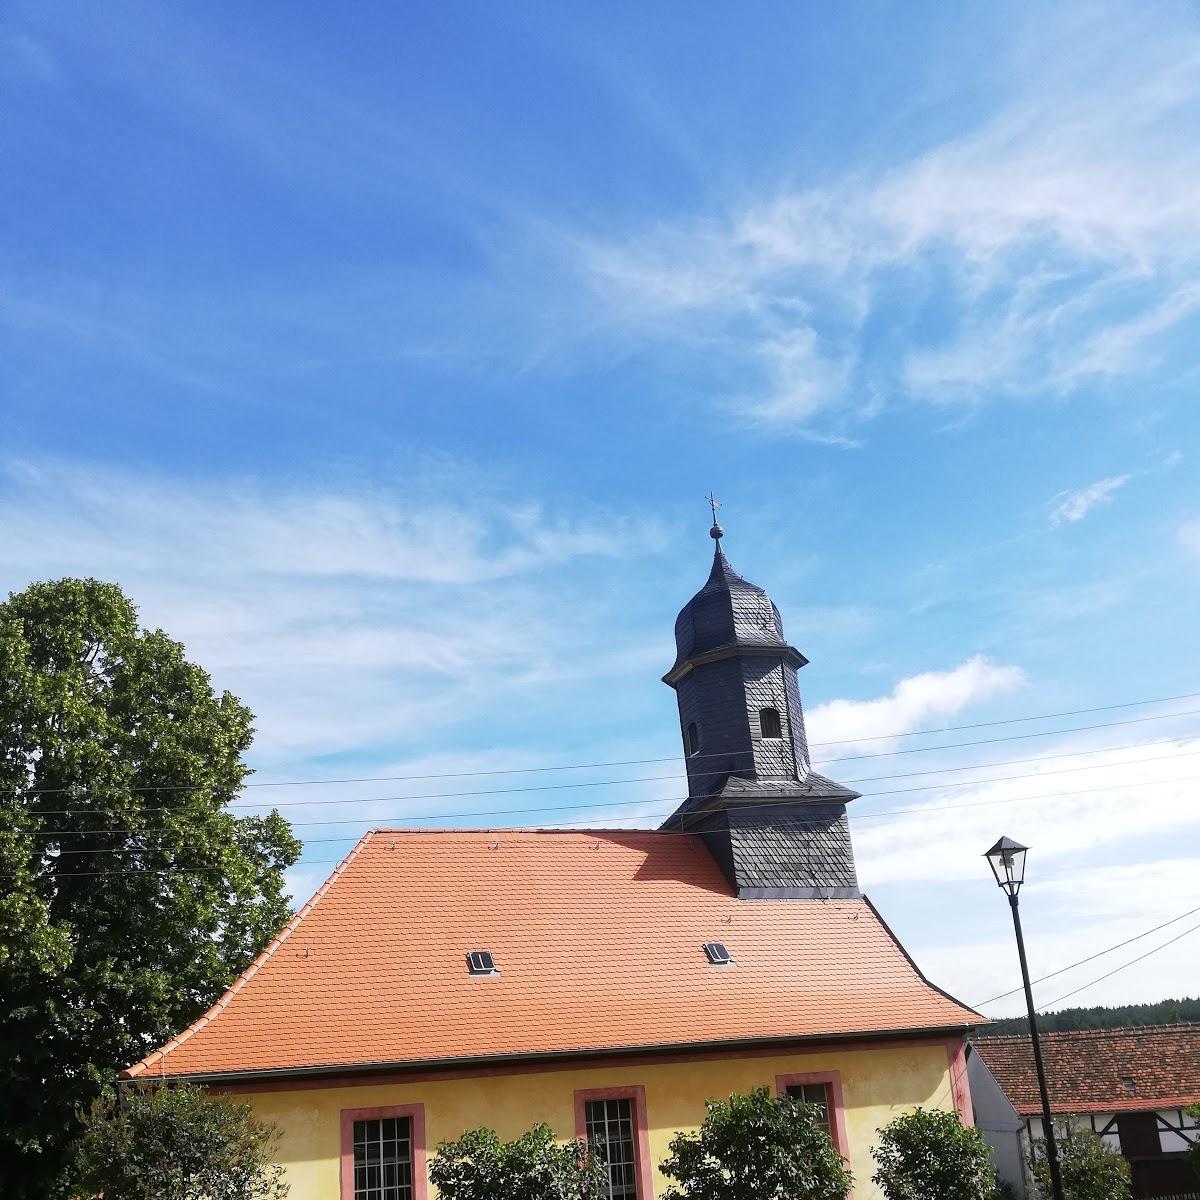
left=30, top=704, right=1200, bottom=817
left=1036, top=920, right=1200, bottom=1011
left=27, top=736, right=1200, bottom=838
left=972, top=903, right=1200, bottom=1008
left=12, top=689, right=1200, bottom=798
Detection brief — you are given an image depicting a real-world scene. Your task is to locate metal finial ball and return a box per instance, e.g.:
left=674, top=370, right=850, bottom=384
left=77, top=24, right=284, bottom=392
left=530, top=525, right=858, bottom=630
left=710, top=522, right=724, bottom=540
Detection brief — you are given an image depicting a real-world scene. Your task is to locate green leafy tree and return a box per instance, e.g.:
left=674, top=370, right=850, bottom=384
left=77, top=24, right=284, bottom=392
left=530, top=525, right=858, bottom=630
left=871, top=1107, right=999, bottom=1200
left=69, top=1082, right=288, bottom=1200
left=659, top=1086, right=852, bottom=1200
left=0, top=579, right=300, bottom=1198
left=1031, top=1125, right=1131, bottom=1200
left=429, top=1124, right=609, bottom=1200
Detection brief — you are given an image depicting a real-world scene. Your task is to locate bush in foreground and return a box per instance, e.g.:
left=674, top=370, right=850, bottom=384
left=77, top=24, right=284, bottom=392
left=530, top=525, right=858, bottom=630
left=430, top=1124, right=608, bottom=1200
left=1031, top=1125, right=1131, bottom=1200
left=70, top=1083, right=287, bottom=1200
left=660, top=1086, right=851, bottom=1200
left=872, top=1106, right=999, bottom=1200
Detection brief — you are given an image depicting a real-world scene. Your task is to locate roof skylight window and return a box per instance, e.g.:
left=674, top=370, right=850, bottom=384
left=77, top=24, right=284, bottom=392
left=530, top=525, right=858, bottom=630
left=466, top=950, right=498, bottom=975
left=702, top=941, right=733, bottom=966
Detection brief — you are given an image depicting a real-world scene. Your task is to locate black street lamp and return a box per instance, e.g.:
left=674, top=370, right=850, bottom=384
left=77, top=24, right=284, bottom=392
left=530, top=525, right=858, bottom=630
left=985, top=837, right=1064, bottom=1200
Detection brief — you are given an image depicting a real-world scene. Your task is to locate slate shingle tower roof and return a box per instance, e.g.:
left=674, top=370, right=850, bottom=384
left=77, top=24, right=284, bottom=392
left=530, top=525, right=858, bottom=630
left=662, top=520, right=862, bottom=897
left=668, top=538, right=790, bottom=667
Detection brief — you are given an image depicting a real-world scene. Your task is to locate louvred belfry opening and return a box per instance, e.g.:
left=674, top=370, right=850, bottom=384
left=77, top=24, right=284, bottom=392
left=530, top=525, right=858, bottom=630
left=661, top=513, right=861, bottom=898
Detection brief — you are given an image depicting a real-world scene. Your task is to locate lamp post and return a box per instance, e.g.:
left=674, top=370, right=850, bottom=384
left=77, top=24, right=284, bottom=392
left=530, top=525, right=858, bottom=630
left=984, top=837, right=1064, bottom=1200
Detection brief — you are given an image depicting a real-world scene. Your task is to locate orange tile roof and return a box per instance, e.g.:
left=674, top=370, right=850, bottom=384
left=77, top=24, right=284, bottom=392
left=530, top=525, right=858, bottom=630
left=972, top=1026, right=1200, bottom=1114
left=126, top=829, right=980, bottom=1080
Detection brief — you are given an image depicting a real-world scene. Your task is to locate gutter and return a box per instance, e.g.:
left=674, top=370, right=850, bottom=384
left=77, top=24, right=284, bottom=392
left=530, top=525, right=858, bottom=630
left=121, top=1021, right=979, bottom=1087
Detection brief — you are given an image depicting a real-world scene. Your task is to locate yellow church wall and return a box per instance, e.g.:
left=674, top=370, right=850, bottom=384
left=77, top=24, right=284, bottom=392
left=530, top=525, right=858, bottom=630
left=236, top=1038, right=967, bottom=1200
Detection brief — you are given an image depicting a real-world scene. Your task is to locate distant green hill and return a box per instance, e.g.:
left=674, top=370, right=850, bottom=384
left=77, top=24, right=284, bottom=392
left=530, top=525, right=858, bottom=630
left=984, top=996, right=1200, bottom=1036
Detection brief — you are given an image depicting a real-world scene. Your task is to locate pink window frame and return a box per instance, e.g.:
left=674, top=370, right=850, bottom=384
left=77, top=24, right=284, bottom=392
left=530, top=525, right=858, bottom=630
left=340, top=1103, right=428, bottom=1200
left=776, top=1070, right=850, bottom=1159
left=574, top=1084, right=654, bottom=1200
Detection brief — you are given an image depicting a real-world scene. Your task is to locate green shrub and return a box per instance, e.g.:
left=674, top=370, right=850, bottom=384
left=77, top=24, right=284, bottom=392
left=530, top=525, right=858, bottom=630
left=69, top=1083, right=287, bottom=1200
left=871, top=1107, right=999, bottom=1200
left=659, top=1086, right=852, bottom=1200
left=429, top=1124, right=608, bottom=1200
left=1030, top=1125, right=1131, bottom=1200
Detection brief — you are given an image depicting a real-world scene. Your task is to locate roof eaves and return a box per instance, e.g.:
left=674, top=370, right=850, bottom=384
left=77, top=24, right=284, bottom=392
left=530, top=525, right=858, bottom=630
left=126, top=1021, right=982, bottom=1086
left=121, top=830, right=379, bottom=1080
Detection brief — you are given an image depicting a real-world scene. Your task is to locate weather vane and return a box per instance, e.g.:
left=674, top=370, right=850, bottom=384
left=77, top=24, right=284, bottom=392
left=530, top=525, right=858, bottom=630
left=706, top=492, right=724, bottom=540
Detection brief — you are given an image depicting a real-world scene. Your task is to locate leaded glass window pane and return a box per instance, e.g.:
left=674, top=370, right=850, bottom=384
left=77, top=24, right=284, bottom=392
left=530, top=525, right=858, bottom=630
left=585, top=1098, right=639, bottom=1199
left=353, top=1116, right=413, bottom=1200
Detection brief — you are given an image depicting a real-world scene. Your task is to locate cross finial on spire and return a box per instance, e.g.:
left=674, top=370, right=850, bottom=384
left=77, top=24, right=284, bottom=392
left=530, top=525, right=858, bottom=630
left=706, top=492, right=724, bottom=541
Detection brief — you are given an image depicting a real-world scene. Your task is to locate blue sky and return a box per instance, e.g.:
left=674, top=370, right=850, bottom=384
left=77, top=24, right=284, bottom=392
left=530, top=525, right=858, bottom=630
left=3, top=1, right=1200, bottom=1017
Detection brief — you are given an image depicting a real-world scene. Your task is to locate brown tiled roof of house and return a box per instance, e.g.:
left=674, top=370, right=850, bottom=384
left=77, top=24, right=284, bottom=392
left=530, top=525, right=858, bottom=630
left=125, top=829, right=980, bottom=1081
left=972, top=1025, right=1200, bottom=1115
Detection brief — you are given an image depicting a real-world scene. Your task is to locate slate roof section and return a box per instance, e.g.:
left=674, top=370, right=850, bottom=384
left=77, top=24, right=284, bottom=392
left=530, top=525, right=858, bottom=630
left=728, top=806, right=860, bottom=892
left=126, top=829, right=981, bottom=1081
left=668, top=544, right=792, bottom=675
left=669, top=772, right=861, bottom=822
left=972, top=1026, right=1200, bottom=1114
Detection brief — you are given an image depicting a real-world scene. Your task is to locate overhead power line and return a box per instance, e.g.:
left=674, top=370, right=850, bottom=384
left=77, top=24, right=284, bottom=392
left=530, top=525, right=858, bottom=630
left=972, top=902, right=1200, bottom=1008
left=12, top=690, right=1200, bottom=798
left=24, top=756, right=1200, bottom=857
left=1036, top=920, right=1200, bottom=1011
left=40, top=770, right=1200, bottom=857
left=29, top=703, right=1200, bottom=817
left=28, top=735, right=1200, bottom=835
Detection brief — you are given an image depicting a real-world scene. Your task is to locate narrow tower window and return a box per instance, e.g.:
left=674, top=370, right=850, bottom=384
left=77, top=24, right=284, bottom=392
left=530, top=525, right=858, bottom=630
left=686, top=722, right=700, bottom=756
left=759, top=707, right=782, bottom=739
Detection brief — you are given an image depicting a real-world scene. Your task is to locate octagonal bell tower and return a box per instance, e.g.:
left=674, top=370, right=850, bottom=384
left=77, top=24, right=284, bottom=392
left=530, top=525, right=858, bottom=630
left=660, top=512, right=861, bottom=898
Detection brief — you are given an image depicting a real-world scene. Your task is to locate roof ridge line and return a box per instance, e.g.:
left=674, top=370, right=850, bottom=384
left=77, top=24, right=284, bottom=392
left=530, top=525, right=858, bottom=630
left=122, top=830, right=379, bottom=1080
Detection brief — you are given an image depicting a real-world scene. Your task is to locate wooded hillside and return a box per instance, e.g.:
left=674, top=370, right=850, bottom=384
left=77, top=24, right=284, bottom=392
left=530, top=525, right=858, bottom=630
left=985, top=996, right=1200, bottom=1036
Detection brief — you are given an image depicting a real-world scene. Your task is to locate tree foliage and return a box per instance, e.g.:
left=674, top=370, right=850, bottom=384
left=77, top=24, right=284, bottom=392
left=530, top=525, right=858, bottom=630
left=69, top=1082, right=288, bottom=1200
left=871, top=1107, right=999, bottom=1200
left=429, top=1124, right=609, bottom=1200
left=985, top=996, right=1200, bottom=1036
left=1031, top=1126, right=1131, bottom=1200
left=0, top=579, right=300, bottom=1197
left=659, top=1087, right=852, bottom=1200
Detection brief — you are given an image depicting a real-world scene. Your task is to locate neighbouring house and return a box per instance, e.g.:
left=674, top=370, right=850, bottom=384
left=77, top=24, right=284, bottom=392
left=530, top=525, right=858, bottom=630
left=969, top=1026, right=1200, bottom=1199
left=124, top=524, right=982, bottom=1200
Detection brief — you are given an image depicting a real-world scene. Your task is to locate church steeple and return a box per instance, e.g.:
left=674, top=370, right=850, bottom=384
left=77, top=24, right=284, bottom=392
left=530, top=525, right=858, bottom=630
left=661, top=506, right=861, bottom=899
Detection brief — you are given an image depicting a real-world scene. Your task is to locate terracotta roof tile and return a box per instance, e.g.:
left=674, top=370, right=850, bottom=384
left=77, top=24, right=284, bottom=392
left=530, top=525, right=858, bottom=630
left=127, top=829, right=980, bottom=1080
left=972, top=1025, right=1200, bottom=1114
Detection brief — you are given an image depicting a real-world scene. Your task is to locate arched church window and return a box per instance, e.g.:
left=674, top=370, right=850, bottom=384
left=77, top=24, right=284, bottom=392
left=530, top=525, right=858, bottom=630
left=759, top=707, right=782, bottom=739
left=687, top=722, right=700, bottom=756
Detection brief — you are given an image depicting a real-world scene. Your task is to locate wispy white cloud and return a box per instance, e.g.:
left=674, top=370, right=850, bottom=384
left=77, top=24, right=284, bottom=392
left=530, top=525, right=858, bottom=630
left=1050, top=475, right=1132, bottom=526
left=854, top=731, right=1200, bottom=889
left=807, top=656, right=1026, bottom=757
left=0, top=460, right=667, bottom=766
left=855, top=706, right=1200, bottom=1012
left=570, top=20, right=1200, bottom=439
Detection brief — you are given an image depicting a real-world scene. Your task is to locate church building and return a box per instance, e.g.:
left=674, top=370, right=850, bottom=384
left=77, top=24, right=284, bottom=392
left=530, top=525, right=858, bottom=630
left=125, top=520, right=981, bottom=1200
